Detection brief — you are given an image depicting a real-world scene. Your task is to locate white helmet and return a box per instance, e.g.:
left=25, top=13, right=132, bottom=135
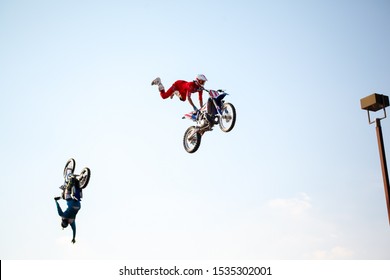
left=195, top=74, right=207, bottom=86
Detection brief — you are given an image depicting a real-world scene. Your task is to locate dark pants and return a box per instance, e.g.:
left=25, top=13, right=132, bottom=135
left=56, top=199, right=80, bottom=219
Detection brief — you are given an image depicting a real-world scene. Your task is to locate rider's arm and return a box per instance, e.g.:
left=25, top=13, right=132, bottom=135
left=70, top=221, right=76, bottom=243
left=187, top=93, right=197, bottom=111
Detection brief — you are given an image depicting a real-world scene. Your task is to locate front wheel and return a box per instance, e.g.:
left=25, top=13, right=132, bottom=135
left=63, top=158, right=76, bottom=181
left=78, top=167, right=91, bottom=189
left=183, top=126, right=202, bottom=153
left=219, top=102, right=236, bottom=132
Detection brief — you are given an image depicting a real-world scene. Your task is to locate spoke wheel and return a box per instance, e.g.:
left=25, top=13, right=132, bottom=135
left=219, top=102, right=236, bottom=132
left=183, top=126, right=202, bottom=153
left=78, top=167, right=91, bottom=189
left=63, top=158, right=76, bottom=181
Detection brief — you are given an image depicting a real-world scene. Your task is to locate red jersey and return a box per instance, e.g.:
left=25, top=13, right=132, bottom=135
left=163, top=80, right=203, bottom=103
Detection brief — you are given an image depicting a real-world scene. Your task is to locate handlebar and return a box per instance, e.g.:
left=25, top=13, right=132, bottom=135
left=64, top=173, right=82, bottom=182
left=201, top=87, right=226, bottom=93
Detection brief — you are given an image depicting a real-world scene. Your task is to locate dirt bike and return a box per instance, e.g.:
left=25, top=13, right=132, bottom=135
left=182, top=89, right=236, bottom=153
left=61, top=158, right=91, bottom=195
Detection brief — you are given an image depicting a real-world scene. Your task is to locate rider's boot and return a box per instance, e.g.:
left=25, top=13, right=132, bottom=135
left=151, top=77, right=165, bottom=92
left=212, top=114, right=219, bottom=124
left=151, top=77, right=161, bottom=86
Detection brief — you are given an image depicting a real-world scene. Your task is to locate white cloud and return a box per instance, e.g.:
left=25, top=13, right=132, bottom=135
left=262, top=193, right=356, bottom=259
left=267, top=192, right=312, bottom=217
left=312, top=246, right=355, bottom=259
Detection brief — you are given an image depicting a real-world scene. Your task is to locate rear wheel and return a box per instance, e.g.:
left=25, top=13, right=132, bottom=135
left=78, top=167, right=91, bottom=189
left=183, top=126, right=202, bottom=153
left=63, top=158, right=76, bottom=181
left=219, top=102, right=236, bottom=132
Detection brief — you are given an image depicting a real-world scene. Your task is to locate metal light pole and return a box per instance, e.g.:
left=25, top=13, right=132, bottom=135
left=361, top=93, right=390, bottom=225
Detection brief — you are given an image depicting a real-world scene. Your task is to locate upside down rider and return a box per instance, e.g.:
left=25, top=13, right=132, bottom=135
left=54, top=175, right=82, bottom=244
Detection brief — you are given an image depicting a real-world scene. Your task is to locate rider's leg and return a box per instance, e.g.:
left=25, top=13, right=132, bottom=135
left=65, top=200, right=81, bottom=219
left=207, top=98, right=213, bottom=115
left=59, top=200, right=81, bottom=220
left=204, top=98, right=215, bottom=124
left=160, top=85, right=185, bottom=101
left=159, top=85, right=172, bottom=99
left=55, top=201, right=64, bottom=217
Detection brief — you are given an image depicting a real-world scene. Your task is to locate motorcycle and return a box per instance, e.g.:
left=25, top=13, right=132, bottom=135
left=182, top=89, right=236, bottom=153
left=61, top=158, right=91, bottom=196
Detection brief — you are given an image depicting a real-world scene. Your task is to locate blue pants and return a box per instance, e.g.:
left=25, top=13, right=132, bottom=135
left=56, top=199, right=81, bottom=219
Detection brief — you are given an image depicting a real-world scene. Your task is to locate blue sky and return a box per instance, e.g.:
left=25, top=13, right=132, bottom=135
left=1, top=0, right=390, bottom=259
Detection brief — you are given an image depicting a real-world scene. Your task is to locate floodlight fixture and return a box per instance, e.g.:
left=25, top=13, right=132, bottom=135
left=360, top=93, right=389, bottom=124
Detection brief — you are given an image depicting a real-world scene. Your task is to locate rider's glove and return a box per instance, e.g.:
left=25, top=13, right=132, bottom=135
left=193, top=105, right=198, bottom=112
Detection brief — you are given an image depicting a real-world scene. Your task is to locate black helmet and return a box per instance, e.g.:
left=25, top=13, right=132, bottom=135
left=61, top=219, right=69, bottom=228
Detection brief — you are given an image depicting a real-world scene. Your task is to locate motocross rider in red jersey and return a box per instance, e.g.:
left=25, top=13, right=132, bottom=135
left=151, top=74, right=208, bottom=112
